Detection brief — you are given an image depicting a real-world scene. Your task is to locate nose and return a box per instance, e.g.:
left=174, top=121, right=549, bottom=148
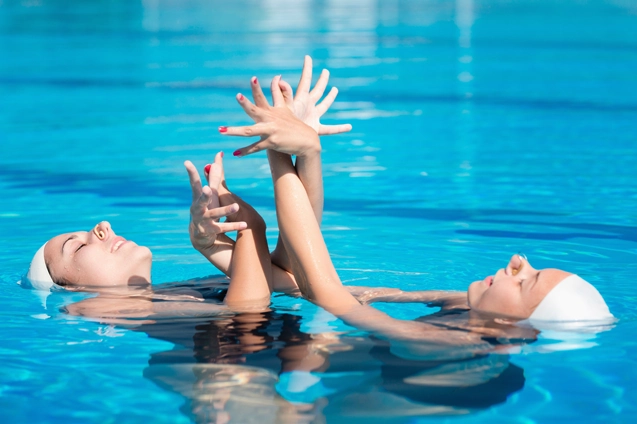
left=505, top=254, right=526, bottom=276
left=92, top=221, right=112, bottom=241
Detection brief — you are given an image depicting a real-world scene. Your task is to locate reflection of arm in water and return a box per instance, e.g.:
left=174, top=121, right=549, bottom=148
left=65, top=296, right=234, bottom=323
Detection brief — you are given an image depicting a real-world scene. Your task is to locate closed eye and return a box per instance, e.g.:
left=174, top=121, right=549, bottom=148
left=75, top=243, right=85, bottom=253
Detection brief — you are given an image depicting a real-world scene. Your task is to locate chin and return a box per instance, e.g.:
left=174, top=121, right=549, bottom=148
left=124, top=246, right=153, bottom=283
left=130, top=244, right=152, bottom=262
left=140, top=245, right=153, bottom=260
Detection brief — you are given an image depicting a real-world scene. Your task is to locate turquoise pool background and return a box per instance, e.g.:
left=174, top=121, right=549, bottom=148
left=1, top=0, right=636, bottom=422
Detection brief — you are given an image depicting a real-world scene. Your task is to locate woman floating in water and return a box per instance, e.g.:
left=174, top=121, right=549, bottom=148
left=22, top=57, right=613, bottom=351
left=211, top=72, right=615, bottom=357
left=22, top=57, right=347, bottom=320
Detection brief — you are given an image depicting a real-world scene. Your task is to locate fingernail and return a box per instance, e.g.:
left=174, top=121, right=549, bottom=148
left=204, top=164, right=211, bottom=174
left=237, top=93, right=244, bottom=101
left=233, top=150, right=242, bottom=157
left=218, top=126, right=227, bottom=133
left=220, top=151, right=224, bottom=158
left=252, top=77, right=258, bottom=85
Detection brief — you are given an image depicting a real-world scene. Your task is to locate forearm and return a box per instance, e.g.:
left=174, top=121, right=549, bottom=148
left=199, top=234, right=299, bottom=293
left=271, top=149, right=323, bottom=273
left=268, top=150, right=359, bottom=314
left=224, top=223, right=272, bottom=309
left=347, top=286, right=467, bottom=307
left=197, top=234, right=234, bottom=277
left=195, top=188, right=266, bottom=277
left=195, top=185, right=270, bottom=278
left=295, top=149, right=323, bottom=224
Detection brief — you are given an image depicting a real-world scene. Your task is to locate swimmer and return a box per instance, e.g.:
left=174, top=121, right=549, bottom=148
left=21, top=57, right=352, bottom=321
left=25, top=156, right=273, bottom=319
left=22, top=56, right=614, bottom=349
left=218, top=74, right=615, bottom=357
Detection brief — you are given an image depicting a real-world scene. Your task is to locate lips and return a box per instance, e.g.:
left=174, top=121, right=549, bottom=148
left=484, top=275, right=494, bottom=287
left=111, top=236, right=127, bottom=253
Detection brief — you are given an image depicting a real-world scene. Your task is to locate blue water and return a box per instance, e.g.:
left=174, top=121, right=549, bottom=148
left=1, top=0, right=637, bottom=422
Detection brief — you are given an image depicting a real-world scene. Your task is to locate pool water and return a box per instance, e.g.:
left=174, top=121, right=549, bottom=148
left=1, top=0, right=637, bottom=422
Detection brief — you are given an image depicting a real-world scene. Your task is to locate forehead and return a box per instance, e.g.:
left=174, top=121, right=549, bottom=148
left=44, top=231, right=89, bottom=261
left=533, top=268, right=571, bottom=298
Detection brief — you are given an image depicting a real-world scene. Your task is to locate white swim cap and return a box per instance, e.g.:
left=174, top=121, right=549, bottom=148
left=17, top=243, right=63, bottom=310
left=519, top=274, right=614, bottom=330
left=24, top=243, right=59, bottom=291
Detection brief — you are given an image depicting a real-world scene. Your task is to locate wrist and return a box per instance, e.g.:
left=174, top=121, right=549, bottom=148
left=189, top=221, right=216, bottom=253
left=301, top=144, right=321, bottom=158
left=194, top=236, right=221, bottom=257
left=296, top=148, right=322, bottom=166
left=300, top=133, right=322, bottom=157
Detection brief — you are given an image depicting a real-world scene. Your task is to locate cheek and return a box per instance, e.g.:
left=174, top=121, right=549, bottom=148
left=468, top=282, right=502, bottom=311
left=478, top=286, right=523, bottom=315
left=73, top=248, right=123, bottom=286
left=76, top=253, right=112, bottom=286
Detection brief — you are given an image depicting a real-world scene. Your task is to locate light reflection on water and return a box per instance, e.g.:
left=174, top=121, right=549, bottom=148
left=1, top=0, right=637, bottom=422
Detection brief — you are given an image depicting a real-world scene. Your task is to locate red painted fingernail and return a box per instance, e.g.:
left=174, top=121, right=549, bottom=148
left=237, top=93, right=244, bottom=101
left=233, top=150, right=242, bottom=157
left=220, top=151, right=224, bottom=158
left=252, top=77, right=258, bottom=85
left=218, top=126, right=227, bottom=133
left=204, top=164, right=211, bottom=174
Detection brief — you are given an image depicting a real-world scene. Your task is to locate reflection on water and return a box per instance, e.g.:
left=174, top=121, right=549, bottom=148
left=3, top=0, right=635, bottom=422
left=134, top=307, right=525, bottom=422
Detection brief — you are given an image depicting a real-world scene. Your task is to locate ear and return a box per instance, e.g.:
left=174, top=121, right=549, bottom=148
left=494, top=318, right=517, bottom=326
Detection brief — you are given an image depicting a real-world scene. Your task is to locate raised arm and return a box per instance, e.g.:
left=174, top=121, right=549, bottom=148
left=266, top=150, right=491, bottom=359
left=215, top=74, right=357, bottom=312
left=267, top=149, right=360, bottom=313
left=226, top=56, right=351, bottom=272
left=186, top=152, right=272, bottom=309
left=222, top=87, right=492, bottom=356
left=184, top=153, right=246, bottom=272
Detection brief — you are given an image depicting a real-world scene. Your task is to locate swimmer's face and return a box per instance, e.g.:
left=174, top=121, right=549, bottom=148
left=467, top=254, right=571, bottom=319
left=44, top=221, right=152, bottom=288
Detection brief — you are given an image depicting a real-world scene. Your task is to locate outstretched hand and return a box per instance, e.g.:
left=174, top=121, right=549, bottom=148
left=184, top=152, right=247, bottom=253
left=221, top=55, right=351, bottom=157
left=280, top=55, right=352, bottom=136
left=221, top=75, right=321, bottom=157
